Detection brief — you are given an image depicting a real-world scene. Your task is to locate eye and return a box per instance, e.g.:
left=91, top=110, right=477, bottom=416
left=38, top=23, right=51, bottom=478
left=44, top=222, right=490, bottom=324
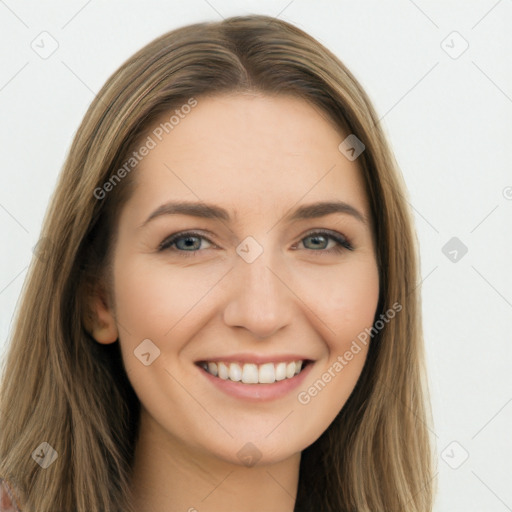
left=294, top=230, right=353, bottom=254
left=158, top=231, right=214, bottom=256
left=158, top=229, right=353, bottom=257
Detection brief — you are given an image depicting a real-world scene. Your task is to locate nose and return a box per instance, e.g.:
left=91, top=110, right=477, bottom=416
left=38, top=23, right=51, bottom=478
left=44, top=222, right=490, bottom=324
left=222, top=248, right=294, bottom=339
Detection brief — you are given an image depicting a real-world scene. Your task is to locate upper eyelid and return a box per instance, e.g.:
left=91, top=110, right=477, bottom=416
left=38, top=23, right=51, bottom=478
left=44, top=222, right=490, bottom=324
left=159, top=229, right=351, bottom=249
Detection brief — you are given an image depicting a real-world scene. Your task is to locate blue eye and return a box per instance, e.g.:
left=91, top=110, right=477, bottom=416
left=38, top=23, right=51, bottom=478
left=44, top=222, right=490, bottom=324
left=158, top=229, right=353, bottom=257
left=158, top=231, right=213, bottom=254
left=298, top=230, right=353, bottom=253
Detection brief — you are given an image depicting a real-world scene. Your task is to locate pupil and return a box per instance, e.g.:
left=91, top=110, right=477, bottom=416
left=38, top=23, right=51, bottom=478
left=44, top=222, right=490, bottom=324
left=309, top=235, right=326, bottom=249
left=180, top=237, right=199, bottom=250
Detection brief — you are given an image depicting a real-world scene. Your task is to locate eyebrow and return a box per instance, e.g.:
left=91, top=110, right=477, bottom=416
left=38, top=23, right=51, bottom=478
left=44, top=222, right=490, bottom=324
left=139, top=200, right=368, bottom=228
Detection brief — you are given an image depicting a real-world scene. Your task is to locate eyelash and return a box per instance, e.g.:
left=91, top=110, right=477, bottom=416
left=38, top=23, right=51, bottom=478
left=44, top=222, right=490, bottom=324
left=158, top=229, right=353, bottom=257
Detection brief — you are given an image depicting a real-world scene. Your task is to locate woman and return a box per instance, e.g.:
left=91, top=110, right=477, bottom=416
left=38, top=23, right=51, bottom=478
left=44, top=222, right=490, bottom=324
left=0, top=14, right=435, bottom=512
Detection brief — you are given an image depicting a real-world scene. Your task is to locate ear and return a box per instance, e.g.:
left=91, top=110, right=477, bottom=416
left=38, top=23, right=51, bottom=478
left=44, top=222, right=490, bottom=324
left=83, top=281, right=119, bottom=344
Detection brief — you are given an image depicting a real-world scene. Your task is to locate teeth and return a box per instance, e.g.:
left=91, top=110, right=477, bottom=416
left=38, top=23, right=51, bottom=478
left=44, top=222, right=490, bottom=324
left=275, top=362, right=287, bottom=381
left=259, top=363, right=275, bottom=384
left=207, top=362, right=218, bottom=377
left=286, top=362, right=296, bottom=379
left=218, top=362, right=229, bottom=380
left=228, top=363, right=242, bottom=382
left=242, top=363, right=259, bottom=384
left=200, top=360, right=307, bottom=384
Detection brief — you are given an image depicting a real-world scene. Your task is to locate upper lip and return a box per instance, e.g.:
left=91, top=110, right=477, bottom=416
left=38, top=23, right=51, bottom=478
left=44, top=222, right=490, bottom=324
left=195, top=353, right=314, bottom=365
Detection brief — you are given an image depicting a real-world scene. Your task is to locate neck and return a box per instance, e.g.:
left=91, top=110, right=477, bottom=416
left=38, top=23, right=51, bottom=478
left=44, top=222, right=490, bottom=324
left=129, top=408, right=301, bottom=512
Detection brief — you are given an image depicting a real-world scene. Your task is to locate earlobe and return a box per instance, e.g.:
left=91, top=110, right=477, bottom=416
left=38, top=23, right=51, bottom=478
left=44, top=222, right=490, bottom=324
left=85, top=284, right=119, bottom=344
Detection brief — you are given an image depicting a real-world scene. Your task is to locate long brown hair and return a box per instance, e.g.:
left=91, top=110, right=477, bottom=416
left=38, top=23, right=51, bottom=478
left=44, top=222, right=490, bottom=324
left=0, top=14, right=435, bottom=511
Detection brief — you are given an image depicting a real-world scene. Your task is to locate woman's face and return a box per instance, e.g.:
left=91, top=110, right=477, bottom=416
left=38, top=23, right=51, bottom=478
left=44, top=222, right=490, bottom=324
left=105, top=93, right=379, bottom=466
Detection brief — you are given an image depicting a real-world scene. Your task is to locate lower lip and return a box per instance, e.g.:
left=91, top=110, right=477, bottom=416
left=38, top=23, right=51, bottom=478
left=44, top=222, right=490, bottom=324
left=197, top=362, right=314, bottom=402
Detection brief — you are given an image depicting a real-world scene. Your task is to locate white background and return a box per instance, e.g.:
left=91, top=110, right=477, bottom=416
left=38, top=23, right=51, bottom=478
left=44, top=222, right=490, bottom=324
left=1, top=1, right=511, bottom=510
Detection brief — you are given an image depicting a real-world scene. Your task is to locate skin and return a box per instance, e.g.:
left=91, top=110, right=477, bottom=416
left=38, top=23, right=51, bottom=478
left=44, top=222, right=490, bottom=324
left=88, top=93, right=380, bottom=512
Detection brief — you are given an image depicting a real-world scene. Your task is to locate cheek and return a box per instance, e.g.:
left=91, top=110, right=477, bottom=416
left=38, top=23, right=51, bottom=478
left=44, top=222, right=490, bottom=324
left=111, top=256, right=215, bottom=409
left=112, top=255, right=221, bottom=338
left=306, top=257, right=380, bottom=345
left=294, top=261, right=379, bottom=435
left=113, top=260, right=172, bottom=336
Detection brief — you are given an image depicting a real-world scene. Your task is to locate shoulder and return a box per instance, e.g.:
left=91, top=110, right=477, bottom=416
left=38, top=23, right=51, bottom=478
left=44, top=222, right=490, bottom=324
left=0, top=478, right=21, bottom=512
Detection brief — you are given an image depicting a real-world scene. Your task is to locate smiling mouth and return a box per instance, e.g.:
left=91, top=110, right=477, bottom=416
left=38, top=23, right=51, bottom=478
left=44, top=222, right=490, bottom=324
left=195, top=360, right=313, bottom=384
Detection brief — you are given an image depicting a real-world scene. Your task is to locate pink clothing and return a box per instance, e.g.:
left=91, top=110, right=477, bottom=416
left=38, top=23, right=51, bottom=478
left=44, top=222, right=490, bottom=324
left=0, top=478, right=21, bottom=512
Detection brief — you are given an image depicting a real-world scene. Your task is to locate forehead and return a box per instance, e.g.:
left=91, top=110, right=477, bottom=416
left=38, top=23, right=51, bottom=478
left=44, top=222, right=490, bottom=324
left=126, top=93, right=370, bottom=223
